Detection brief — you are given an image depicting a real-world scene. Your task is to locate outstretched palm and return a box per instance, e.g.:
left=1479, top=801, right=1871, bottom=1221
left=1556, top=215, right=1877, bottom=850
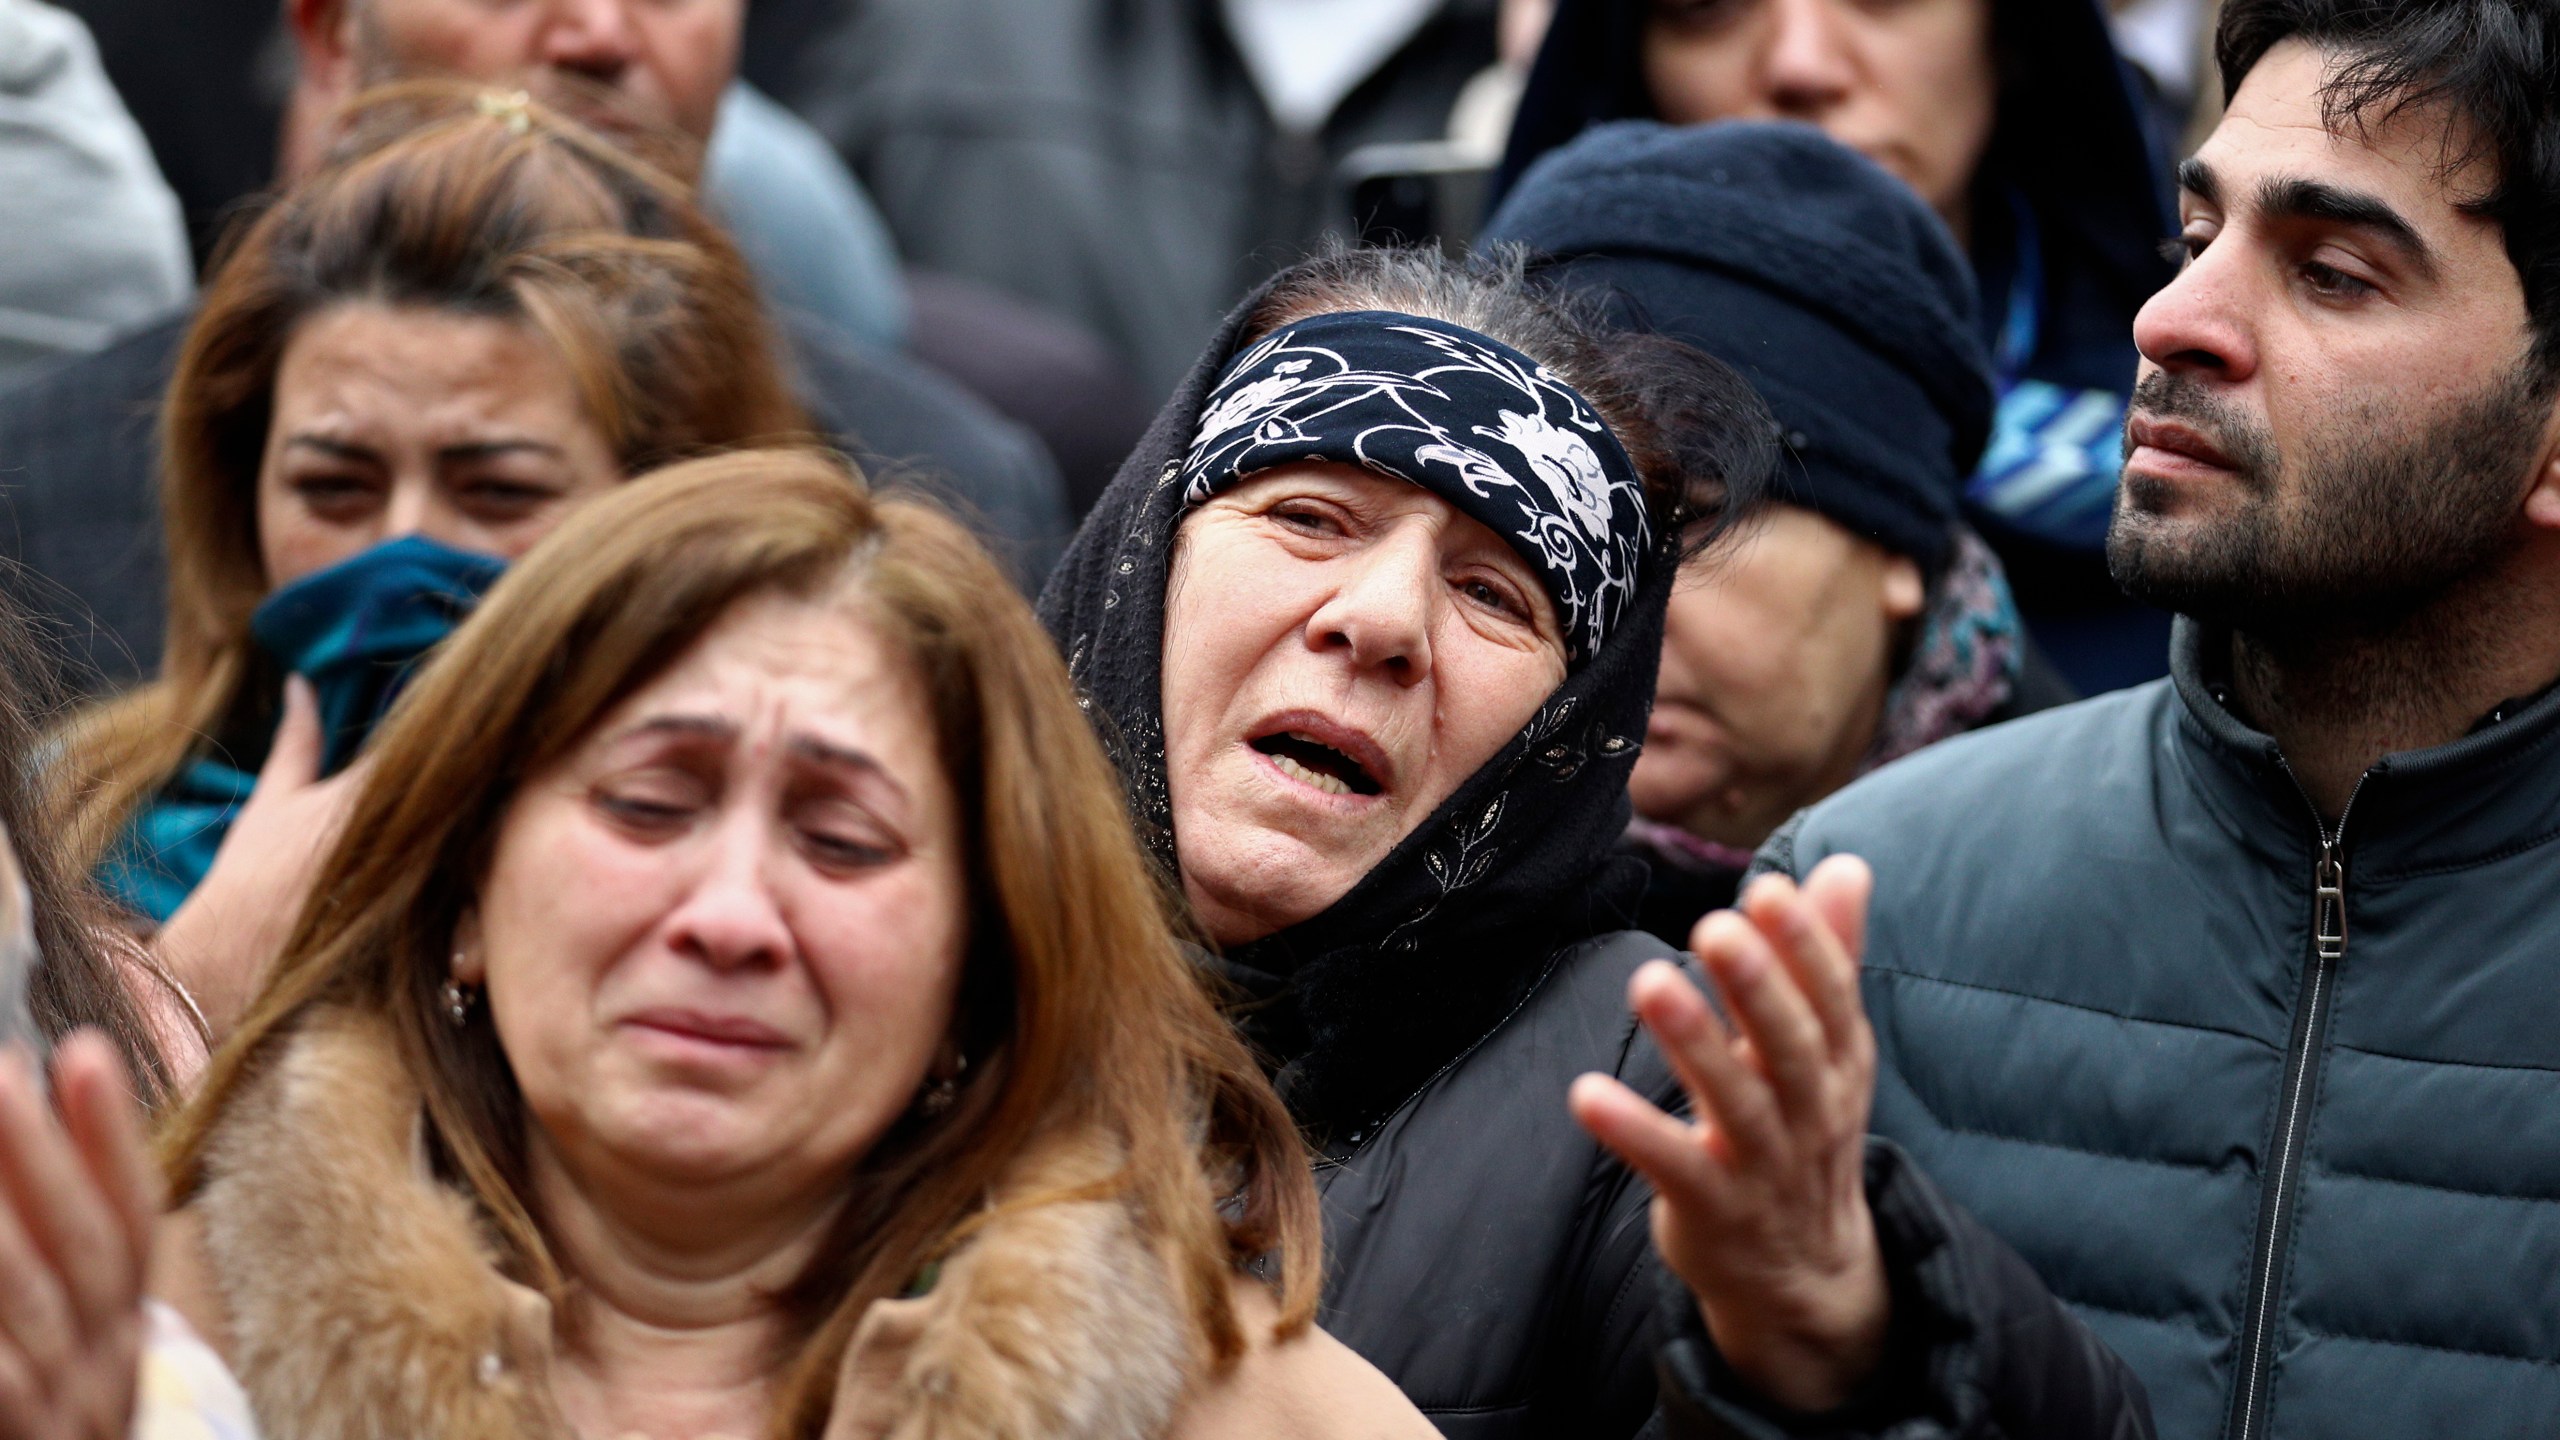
left=1569, top=854, right=1888, bottom=1414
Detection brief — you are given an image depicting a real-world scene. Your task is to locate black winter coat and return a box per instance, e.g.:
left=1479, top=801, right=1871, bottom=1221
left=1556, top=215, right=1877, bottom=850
left=1738, top=616, right=2560, bottom=1440
left=1312, top=929, right=1681, bottom=1435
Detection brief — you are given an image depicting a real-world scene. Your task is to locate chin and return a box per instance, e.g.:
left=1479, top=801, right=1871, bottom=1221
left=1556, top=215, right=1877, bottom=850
left=1629, top=752, right=1733, bottom=825
left=580, top=1088, right=791, bottom=1179
left=1178, top=819, right=1363, bottom=944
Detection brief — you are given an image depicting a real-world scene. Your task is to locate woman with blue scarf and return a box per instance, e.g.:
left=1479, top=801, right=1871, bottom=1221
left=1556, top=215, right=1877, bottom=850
left=57, top=82, right=807, bottom=1035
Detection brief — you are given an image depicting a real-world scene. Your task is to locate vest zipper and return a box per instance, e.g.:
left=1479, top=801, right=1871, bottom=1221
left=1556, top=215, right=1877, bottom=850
left=2229, top=766, right=2366, bottom=1440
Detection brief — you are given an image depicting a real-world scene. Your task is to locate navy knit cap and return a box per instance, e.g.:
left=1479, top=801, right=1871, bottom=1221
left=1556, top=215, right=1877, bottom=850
left=1481, top=119, right=1994, bottom=573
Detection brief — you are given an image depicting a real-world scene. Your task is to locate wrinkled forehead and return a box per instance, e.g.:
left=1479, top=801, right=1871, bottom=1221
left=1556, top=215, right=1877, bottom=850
left=2200, top=38, right=2508, bottom=256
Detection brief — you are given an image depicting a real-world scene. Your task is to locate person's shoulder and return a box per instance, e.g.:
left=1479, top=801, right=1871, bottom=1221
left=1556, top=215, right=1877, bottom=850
left=776, top=312, right=1067, bottom=569
left=1798, top=678, right=2179, bottom=852
left=778, top=311, right=1028, bottom=472
left=1169, top=1284, right=1442, bottom=1440
left=0, top=305, right=187, bottom=397
left=0, top=307, right=185, bottom=566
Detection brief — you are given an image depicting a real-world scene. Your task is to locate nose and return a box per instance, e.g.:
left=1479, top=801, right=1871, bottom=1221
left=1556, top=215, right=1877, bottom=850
left=1763, top=0, right=1857, bottom=117
left=381, top=479, right=435, bottom=545
left=662, top=808, right=792, bottom=973
left=2132, top=239, right=2260, bottom=385
left=1306, top=521, right=1437, bottom=686
left=538, top=0, right=640, bottom=85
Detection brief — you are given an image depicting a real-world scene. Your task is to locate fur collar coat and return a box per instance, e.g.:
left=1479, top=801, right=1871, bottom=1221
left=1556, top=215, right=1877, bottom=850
left=158, top=1005, right=1432, bottom=1440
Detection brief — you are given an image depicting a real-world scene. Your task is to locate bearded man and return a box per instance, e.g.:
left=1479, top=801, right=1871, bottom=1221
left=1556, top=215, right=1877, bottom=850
left=1553, top=4, right=2560, bottom=1438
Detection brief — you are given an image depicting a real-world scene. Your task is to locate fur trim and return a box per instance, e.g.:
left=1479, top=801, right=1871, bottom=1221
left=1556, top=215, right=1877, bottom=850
left=839, top=1134, right=1192, bottom=1440
left=190, top=1007, right=1195, bottom=1440
left=193, top=1007, right=565, bottom=1439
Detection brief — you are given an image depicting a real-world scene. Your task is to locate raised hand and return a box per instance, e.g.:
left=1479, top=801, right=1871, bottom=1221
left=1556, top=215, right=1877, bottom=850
left=0, top=1034, right=160, bottom=1440
left=157, top=675, right=371, bottom=1035
left=1569, top=854, right=1886, bottom=1414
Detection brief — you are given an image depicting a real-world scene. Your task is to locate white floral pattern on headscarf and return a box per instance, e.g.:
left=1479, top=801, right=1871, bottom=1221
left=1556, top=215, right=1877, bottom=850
left=1178, top=310, right=1651, bottom=664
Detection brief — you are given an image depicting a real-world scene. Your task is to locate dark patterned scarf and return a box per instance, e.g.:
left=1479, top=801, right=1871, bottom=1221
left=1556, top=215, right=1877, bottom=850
left=1040, top=296, right=1678, bottom=1134
left=1180, top=310, right=1649, bottom=664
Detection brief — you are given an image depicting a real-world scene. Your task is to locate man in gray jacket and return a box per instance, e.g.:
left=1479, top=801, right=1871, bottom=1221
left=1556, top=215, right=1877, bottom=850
left=1567, top=3, right=2560, bottom=1437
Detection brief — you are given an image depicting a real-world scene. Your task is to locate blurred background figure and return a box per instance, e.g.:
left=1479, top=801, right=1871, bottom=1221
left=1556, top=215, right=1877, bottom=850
left=781, top=0, right=1506, bottom=396
left=0, top=0, right=1083, bottom=697
left=1500, top=0, right=2178, bottom=693
left=0, top=585, right=202, bottom=1106
left=1485, top=121, right=2076, bottom=942
left=52, top=87, right=808, bottom=1035
left=278, top=0, right=1149, bottom=512
left=2107, top=0, right=2222, bottom=147
left=0, top=0, right=191, bottom=390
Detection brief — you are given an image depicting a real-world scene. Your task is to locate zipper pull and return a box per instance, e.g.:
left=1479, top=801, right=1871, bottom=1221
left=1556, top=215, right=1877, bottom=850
left=2314, top=849, right=2348, bottom=961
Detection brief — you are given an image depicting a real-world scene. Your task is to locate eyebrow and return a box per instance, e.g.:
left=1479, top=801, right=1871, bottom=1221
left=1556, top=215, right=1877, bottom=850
left=2177, top=156, right=2222, bottom=209
left=621, top=714, right=737, bottom=745
left=2258, top=176, right=2440, bottom=281
left=280, top=436, right=565, bottom=464
left=283, top=435, right=376, bottom=463
left=2181, top=157, right=2441, bottom=282
left=787, top=733, right=898, bottom=791
left=439, top=439, right=566, bottom=463
left=611, top=714, right=912, bottom=801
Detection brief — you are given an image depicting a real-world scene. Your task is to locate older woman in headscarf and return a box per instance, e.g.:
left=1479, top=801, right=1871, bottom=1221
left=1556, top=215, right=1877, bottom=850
left=1039, top=246, right=1776, bottom=1435
left=0, top=451, right=1439, bottom=1440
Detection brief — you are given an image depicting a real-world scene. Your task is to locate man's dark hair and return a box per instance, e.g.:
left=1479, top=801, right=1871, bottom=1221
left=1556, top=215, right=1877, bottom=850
left=2218, top=0, right=2560, bottom=376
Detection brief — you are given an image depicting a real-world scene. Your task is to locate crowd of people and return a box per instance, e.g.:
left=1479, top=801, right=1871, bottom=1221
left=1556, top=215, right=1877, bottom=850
left=0, top=0, right=2555, bottom=1437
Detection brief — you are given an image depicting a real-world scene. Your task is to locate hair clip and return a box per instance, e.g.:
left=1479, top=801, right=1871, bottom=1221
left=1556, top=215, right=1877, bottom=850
left=475, top=89, right=535, bottom=136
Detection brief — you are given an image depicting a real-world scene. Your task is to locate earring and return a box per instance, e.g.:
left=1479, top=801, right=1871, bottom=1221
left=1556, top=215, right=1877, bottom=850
left=443, top=960, right=479, bottom=1029
left=918, top=1050, right=968, bottom=1119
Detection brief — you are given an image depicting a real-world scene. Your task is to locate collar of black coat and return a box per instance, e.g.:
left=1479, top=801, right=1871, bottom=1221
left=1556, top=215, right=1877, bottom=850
left=2168, top=616, right=2560, bottom=881
left=1039, top=284, right=1670, bottom=1138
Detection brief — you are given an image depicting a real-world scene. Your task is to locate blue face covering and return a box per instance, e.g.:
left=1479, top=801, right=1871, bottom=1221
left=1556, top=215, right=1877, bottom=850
left=99, top=535, right=509, bottom=923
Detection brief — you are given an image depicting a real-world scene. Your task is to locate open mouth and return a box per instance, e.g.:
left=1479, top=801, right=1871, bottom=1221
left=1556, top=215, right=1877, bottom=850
left=1250, top=731, right=1383, bottom=798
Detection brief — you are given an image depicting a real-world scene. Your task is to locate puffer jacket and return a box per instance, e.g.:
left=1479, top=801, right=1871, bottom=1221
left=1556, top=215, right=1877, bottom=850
left=1306, top=929, right=1680, bottom=1437
left=1737, top=616, right=2560, bottom=1440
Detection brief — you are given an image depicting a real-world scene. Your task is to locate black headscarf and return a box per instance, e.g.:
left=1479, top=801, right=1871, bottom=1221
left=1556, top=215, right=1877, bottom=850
left=1038, top=285, right=1679, bottom=1136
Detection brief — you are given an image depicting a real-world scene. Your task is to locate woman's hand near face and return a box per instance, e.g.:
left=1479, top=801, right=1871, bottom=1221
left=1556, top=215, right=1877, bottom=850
left=0, top=1033, right=160, bottom=1440
left=158, top=677, right=370, bottom=1036
left=1569, top=855, right=1888, bottom=1414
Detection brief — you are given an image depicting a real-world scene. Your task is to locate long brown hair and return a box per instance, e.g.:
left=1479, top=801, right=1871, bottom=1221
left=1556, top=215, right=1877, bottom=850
left=0, top=591, right=191, bottom=1108
left=57, top=81, right=806, bottom=873
left=161, top=451, right=1320, bottom=1435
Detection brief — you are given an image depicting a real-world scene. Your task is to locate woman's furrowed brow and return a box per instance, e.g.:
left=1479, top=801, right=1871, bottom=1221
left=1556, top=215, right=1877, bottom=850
left=790, top=732, right=915, bottom=793
left=617, top=713, right=739, bottom=746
